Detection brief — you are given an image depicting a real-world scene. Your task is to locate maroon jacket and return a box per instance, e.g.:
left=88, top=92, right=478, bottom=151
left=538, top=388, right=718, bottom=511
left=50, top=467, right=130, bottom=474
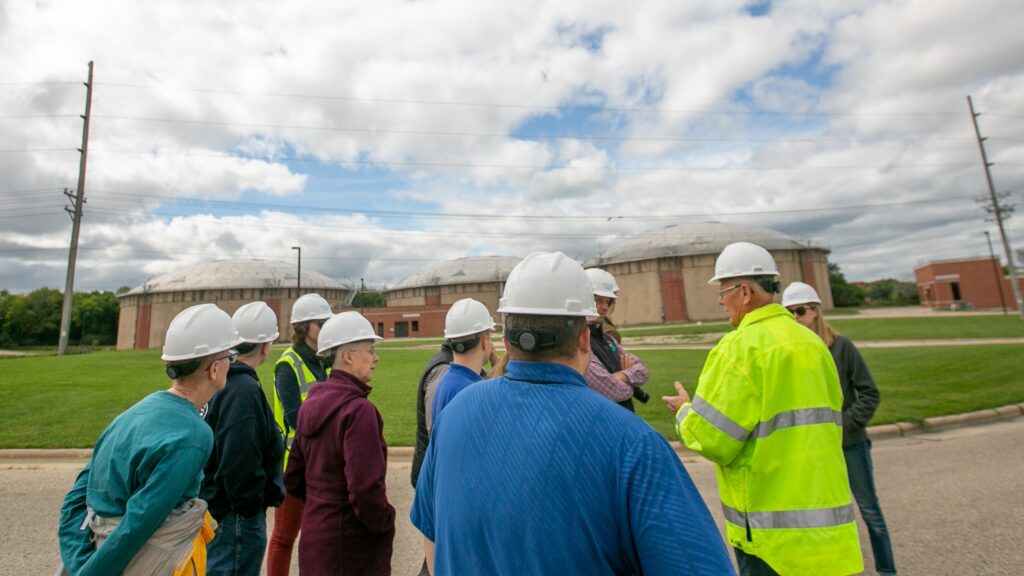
left=284, top=370, right=395, bottom=576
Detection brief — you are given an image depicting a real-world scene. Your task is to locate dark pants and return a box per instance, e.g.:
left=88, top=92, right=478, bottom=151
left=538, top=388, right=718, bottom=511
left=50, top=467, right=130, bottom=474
left=734, top=548, right=779, bottom=576
left=207, top=511, right=267, bottom=576
left=845, top=439, right=897, bottom=575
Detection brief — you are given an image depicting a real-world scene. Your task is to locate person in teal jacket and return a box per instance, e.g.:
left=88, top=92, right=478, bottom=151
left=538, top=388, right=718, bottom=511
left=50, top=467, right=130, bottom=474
left=57, top=304, right=242, bottom=575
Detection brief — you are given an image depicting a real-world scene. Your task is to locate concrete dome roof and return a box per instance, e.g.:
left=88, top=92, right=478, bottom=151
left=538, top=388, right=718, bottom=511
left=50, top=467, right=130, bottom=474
left=123, top=259, right=351, bottom=296
left=390, top=256, right=522, bottom=290
left=587, top=222, right=824, bottom=266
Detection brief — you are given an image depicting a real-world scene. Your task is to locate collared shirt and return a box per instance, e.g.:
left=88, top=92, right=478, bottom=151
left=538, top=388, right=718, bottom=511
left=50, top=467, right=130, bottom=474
left=430, top=363, right=482, bottom=431
left=411, top=360, right=734, bottom=576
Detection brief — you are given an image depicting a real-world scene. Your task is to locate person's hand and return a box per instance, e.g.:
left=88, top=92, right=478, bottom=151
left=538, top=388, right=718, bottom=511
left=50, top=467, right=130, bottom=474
left=488, top=348, right=500, bottom=368
left=620, top=353, right=636, bottom=369
left=661, top=381, right=691, bottom=413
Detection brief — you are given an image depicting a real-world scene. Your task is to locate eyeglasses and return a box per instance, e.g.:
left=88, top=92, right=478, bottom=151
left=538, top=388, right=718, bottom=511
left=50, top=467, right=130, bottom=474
left=788, top=306, right=809, bottom=317
left=220, top=350, right=238, bottom=364
left=717, top=284, right=743, bottom=297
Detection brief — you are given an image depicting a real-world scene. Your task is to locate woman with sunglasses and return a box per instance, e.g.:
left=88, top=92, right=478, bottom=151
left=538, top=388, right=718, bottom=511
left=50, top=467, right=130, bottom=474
left=783, top=282, right=897, bottom=576
left=267, top=293, right=333, bottom=576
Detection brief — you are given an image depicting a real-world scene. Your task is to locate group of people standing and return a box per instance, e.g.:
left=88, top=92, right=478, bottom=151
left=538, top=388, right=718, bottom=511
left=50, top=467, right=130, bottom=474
left=58, top=240, right=895, bottom=576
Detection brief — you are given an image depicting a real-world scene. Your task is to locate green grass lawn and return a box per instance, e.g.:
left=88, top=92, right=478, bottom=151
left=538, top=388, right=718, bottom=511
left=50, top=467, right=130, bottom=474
left=1, top=337, right=1021, bottom=448
left=619, top=314, right=1024, bottom=342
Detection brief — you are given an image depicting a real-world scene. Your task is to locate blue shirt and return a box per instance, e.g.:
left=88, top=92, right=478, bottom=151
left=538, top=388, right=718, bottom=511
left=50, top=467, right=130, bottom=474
left=410, top=360, right=734, bottom=576
left=58, top=391, right=213, bottom=576
left=430, top=362, right=482, bottom=431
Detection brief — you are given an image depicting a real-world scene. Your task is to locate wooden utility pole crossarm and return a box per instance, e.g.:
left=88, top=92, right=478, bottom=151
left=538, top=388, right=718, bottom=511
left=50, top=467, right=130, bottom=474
left=58, top=61, right=94, bottom=355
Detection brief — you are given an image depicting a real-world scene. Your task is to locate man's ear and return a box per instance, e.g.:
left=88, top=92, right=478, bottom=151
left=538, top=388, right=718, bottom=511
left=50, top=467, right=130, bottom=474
left=579, top=324, right=592, bottom=356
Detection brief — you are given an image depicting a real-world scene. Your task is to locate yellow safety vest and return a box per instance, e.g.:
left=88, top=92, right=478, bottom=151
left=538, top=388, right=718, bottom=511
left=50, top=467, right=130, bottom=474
left=273, top=347, right=323, bottom=469
left=675, top=303, right=862, bottom=575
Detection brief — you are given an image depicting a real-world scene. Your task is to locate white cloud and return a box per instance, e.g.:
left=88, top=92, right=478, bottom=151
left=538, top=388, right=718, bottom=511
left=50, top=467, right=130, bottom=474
left=0, top=0, right=1021, bottom=293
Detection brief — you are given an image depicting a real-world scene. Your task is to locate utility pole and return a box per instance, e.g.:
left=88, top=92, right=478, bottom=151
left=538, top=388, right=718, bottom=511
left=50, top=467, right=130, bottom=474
left=984, top=231, right=1008, bottom=314
left=292, top=246, right=302, bottom=295
left=360, top=278, right=366, bottom=313
left=968, top=95, right=1023, bottom=319
left=58, top=61, right=94, bottom=355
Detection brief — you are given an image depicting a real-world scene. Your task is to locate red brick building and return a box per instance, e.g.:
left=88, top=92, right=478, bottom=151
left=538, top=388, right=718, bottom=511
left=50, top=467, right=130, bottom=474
left=914, top=256, right=1023, bottom=310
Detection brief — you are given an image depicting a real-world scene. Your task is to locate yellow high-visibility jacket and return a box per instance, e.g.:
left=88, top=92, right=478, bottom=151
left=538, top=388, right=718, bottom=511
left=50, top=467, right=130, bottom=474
left=675, top=303, right=862, bottom=575
left=273, top=347, right=323, bottom=469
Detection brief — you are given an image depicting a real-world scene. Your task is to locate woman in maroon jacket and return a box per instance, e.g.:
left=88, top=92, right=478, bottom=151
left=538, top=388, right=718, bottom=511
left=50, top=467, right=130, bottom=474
left=284, top=311, right=395, bottom=576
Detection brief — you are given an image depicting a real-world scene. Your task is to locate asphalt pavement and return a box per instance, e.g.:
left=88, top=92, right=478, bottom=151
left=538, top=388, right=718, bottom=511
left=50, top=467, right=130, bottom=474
left=4, top=416, right=1022, bottom=575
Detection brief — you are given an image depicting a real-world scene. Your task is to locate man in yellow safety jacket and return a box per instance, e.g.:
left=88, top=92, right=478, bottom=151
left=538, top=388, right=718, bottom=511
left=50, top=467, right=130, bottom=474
left=662, top=242, right=862, bottom=576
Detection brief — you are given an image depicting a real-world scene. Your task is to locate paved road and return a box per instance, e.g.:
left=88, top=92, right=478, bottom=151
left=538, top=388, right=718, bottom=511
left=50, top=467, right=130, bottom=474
left=4, top=417, right=1022, bottom=575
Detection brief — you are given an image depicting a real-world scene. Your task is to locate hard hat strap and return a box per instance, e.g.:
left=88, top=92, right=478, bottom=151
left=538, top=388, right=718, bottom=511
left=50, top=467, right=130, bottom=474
left=447, top=334, right=481, bottom=354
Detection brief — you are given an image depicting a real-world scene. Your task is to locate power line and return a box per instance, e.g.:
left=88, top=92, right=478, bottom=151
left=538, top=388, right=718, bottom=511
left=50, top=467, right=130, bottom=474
left=86, top=114, right=981, bottom=144
left=93, top=81, right=970, bottom=118
left=83, top=147, right=977, bottom=172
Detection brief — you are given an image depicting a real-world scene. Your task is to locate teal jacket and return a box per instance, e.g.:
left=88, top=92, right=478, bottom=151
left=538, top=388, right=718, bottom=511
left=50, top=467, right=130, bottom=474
left=58, top=391, right=212, bottom=576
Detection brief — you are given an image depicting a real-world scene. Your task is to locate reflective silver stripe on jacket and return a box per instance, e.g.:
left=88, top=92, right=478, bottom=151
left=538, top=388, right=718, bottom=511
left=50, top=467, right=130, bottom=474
left=676, top=405, right=691, bottom=426
left=752, top=407, right=843, bottom=439
left=689, top=396, right=751, bottom=443
left=722, top=503, right=855, bottom=530
left=284, top=351, right=313, bottom=395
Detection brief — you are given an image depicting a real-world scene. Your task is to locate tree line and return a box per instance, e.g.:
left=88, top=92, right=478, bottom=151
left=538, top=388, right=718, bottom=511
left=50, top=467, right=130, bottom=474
left=0, top=288, right=121, bottom=348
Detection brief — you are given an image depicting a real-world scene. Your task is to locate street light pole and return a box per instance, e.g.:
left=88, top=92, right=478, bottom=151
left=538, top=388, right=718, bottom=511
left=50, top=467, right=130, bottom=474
left=985, top=231, right=1008, bottom=314
left=292, top=246, right=301, bottom=296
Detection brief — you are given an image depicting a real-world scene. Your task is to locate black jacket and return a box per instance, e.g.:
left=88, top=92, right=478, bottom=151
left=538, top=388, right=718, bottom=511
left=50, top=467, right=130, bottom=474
left=830, top=334, right=881, bottom=447
left=411, top=348, right=453, bottom=487
left=201, top=361, right=286, bottom=519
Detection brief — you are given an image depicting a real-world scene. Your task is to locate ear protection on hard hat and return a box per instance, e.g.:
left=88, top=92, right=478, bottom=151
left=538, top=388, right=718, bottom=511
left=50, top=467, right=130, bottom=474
left=165, top=358, right=202, bottom=380
left=448, top=334, right=482, bottom=354
left=506, top=319, right=575, bottom=352
left=755, top=277, right=781, bottom=294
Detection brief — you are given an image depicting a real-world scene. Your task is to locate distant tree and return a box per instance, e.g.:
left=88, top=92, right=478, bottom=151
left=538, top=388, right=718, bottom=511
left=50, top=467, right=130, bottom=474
left=829, top=263, right=864, bottom=308
left=863, top=279, right=920, bottom=307
left=2, top=288, right=64, bottom=345
left=0, top=288, right=120, bottom=347
left=351, top=290, right=387, bottom=308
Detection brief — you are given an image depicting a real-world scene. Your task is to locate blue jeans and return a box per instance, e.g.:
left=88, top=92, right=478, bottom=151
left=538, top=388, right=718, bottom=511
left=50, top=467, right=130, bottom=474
left=845, top=439, right=897, bottom=575
left=206, top=511, right=267, bottom=576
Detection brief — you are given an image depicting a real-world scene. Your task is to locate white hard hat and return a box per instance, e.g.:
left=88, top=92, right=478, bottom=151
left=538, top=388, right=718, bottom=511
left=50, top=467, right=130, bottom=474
left=162, top=304, right=243, bottom=362
left=291, top=293, right=333, bottom=324
left=444, top=298, right=496, bottom=339
left=782, top=282, right=822, bottom=307
left=233, top=301, right=280, bottom=343
left=498, top=252, right=598, bottom=317
left=316, top=311, right=383, bottom=355
left=585, top=268, right=619, bottom=299
left=709, top=242, right=780, bottom=284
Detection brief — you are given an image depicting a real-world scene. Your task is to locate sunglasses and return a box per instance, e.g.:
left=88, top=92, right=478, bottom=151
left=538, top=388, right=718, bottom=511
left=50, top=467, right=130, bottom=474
left=788, top=306, right=809, bottom=317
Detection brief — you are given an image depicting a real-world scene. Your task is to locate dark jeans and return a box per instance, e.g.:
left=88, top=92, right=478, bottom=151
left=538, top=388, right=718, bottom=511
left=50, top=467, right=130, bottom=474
left=845, top=439, right=897, bottom=575
left=734, top=548, right=779, bottom=576
left=207, top=511, right=268, bottom=576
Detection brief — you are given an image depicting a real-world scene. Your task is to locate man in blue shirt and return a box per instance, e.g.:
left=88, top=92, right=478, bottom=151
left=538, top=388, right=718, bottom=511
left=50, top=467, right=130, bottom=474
left=431, top=298, right=496, bottom=430
left=410, top=252, right=734, bottom=575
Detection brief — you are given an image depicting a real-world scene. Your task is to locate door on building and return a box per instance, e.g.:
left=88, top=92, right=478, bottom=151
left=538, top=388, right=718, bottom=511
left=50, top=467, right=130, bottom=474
left=395, top=321, right=409, bottom=338
left=951, top=282, right=962, bottom=301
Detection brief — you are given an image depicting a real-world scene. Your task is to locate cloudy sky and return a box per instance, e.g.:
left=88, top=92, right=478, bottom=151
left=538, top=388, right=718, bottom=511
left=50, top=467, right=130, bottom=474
left=2, top=0, right=1022, bottom=293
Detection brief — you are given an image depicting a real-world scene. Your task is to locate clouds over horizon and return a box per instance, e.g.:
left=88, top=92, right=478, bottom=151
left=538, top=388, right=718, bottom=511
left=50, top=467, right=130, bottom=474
left=1, top=0, right=1022, bottom=293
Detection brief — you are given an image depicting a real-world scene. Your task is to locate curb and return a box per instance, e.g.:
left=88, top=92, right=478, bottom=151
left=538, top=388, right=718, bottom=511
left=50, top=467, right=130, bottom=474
left=3, top=404, right=1022, bottom=461
left=865, top=402, right=1024, bottom=440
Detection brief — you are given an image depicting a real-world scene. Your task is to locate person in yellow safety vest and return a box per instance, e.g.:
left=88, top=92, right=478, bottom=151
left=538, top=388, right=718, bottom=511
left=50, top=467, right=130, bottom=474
left=266, top=293, right=332, bottom=576
left=662, top=242, right=862, bottom=576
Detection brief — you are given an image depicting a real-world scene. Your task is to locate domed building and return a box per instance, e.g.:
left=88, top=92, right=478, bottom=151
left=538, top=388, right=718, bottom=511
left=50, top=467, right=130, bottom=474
left=117, top=259, right=353, bottom=350
left=385, top=256, right=521, bottom=312
left=585, top=222, right=832, bottom=324
left=368, top=256, right=521, bottom=338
